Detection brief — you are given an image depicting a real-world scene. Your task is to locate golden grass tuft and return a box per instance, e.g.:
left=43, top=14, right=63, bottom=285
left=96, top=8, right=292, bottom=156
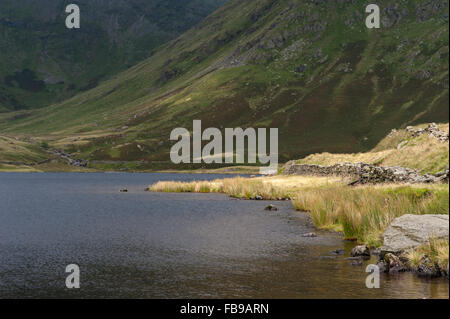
left=149, top=176, right=343, bottom=200
left=404, top=239, right=449, bottom=270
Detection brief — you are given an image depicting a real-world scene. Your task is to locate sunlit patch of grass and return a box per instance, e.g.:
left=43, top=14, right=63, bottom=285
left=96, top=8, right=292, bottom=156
left=149, top=176, right=343, bottom=200
left=291, top=184, right=449, bottom=246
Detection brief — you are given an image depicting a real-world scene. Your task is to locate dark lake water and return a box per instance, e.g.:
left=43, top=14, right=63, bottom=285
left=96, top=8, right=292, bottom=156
left=0, top=173, right=448, bottom=299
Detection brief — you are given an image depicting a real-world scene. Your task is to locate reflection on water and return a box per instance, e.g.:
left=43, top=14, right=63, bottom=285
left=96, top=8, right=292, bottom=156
left=0, top=173, right=448, bottom=299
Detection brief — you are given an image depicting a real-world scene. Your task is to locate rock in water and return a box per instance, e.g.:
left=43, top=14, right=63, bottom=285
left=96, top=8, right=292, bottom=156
left=120, top=189, right=128, bottom=193
left=350, top=245, right=370, bottom=257
left=302, top=232, right=317, bottom=238
left=416, top=256, right=440, bottom=277
left=381, top=214, right=449, bottom=254
left=384, top=253, right=406, bottom=273
left=265, top=205, right=278, bottom=211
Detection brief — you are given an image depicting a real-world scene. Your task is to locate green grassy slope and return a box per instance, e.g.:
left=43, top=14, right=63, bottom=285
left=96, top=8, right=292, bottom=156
left=0, top=0, right=448, bottom=167
left=0, top=0, right=226, bottom=111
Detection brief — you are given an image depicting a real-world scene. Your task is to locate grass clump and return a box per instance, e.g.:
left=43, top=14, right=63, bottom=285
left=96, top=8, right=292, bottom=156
left=404, top=239, right=449, bottom=271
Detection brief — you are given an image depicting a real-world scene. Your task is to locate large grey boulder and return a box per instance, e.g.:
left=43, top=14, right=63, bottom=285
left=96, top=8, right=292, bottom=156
left=381, top=214, right=449, bottom=254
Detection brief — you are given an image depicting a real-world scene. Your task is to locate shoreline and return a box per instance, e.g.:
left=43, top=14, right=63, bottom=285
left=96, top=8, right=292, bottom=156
left=147, top=175, right=449, bottom=279
left=0, top=163, right=261, bottom=175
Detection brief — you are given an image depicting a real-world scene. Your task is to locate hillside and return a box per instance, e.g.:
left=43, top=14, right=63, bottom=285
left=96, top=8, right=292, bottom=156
left=0, top=0, right=448, bottom=170
left=297, top=123, right=449, bottom=174
left=0, top=0, right=226, bottom=111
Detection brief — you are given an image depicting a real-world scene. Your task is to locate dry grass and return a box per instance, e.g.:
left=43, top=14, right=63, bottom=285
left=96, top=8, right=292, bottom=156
left=404, top=239, right=449, bottom=271
left=291, top=184, right=449, bottom=247
left=297, top=123, right=449, bottom=174
left=0, top=135, right=47, bottom=163
left=149, top=175, right=344, bottom=200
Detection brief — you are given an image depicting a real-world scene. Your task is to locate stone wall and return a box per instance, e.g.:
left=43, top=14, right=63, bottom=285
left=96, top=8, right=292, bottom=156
left=284, top=161, right=449, bottom=185
left=406, top=123, right=449, bottom=143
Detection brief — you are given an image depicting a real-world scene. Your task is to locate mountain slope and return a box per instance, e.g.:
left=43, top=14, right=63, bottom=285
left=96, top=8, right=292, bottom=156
left=1, top=0, right=448, bottom=168
left=0, top=0, right=226, bottom=111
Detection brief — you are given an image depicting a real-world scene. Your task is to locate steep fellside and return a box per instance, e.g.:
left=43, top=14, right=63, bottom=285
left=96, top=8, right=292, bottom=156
left=0, top=0, right=448, bottom=169
left=0, top=0, right=226, bottom=111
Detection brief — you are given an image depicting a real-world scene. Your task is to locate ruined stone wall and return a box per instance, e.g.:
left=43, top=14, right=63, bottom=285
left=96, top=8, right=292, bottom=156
left=284, top=161, right=449, bottom=185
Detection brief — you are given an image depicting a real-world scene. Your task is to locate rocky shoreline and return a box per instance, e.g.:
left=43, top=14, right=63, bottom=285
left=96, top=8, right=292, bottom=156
left=348, top=214, right=449, bottom=278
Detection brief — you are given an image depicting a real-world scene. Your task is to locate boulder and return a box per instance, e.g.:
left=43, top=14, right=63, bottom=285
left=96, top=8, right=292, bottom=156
left=381, top=214, right=449, bottom=254
left=350, top=245, right=370, bottom=257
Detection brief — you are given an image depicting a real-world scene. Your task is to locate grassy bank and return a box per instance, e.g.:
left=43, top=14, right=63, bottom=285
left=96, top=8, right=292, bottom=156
left=297, top=124, right=449, bottom=174
left=149, top=176, right=449, bottom=250
left=291, top=184, right=449, bottom=246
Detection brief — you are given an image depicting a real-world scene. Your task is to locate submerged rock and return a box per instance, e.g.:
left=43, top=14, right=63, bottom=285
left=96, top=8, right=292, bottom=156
left=265, top=204, right=278, bottom=211
left=351, top=260, right=364, bottom=267
left=302, top=232, right=317, bottom=238
left=350, top=245, right=370, bottom=257
left=380, top=214, right=449, bottom=254
left=330, top=249, right=346, bottom=255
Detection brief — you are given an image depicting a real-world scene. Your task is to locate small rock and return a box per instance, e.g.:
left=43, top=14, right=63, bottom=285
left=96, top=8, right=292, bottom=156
left=265, top=204, right=278, bottom=211
left=302, top=232, right=317, bottom=238
left=372, top=248, right=382, bottom=256
left=254, top=195, right=263, bottom=200
left=294, top=64, right=307, bottom=73
left=344, top=257, right=362, bottom=261
left=416, top=256, right=440, bottom=277
left=351, top=260, right=364, bottom=267
left=120, top=189, right=128, bottom=193
left=330, top=249, right=346, bottom=255
left=350, top=245, right=371, bottom=257
left=384, top=253, right=406, bottom=273
left=377, top=260, right=388, bottom=273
